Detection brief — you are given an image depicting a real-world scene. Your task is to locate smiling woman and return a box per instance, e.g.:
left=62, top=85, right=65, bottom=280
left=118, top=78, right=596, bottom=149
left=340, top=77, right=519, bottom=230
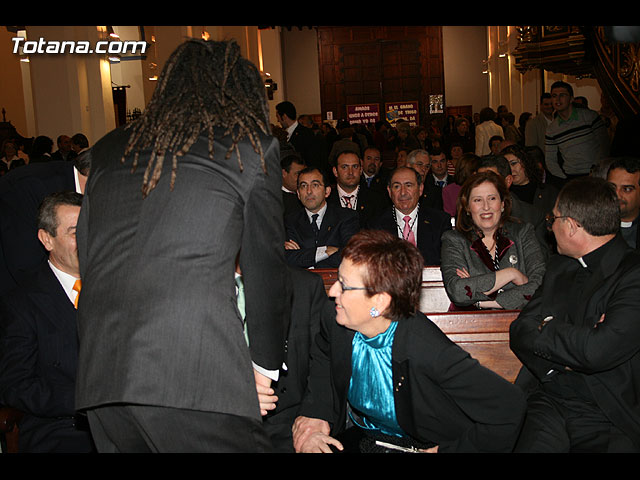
left=292, top=229, right=527, bottom=453
left=440, top=170, right=546, bottom=310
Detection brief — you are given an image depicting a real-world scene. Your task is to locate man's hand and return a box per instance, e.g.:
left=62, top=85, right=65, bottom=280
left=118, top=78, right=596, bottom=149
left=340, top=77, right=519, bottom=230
left=292, top=416, right=343, bottom=453
left=254, top=369, right=277, bottom=416
left=325, top=246, right=339, bottom=257
left=285, top=239, right=300, bottom=250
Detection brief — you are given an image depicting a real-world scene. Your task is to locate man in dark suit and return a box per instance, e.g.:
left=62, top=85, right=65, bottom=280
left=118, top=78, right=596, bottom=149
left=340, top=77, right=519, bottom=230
left=417, top=149, right=453, bottom=211
left=0, top=153, right=90, bottom=295
left=606, top=156, right=640, bottom=249
left=261, top=266, right=332, bottom=452
left=361, top=146, right=390, bottom=199
left=74, top=39, right=290, bottom=453
left=368, top=166, right=451, bottom=266
left=327, top=150, right=388, bottom=228
left=50, top=135, right=76, bottom=162
left=0, top=191, right=94, bottom=453
left=280, top=147, right=305, bottom=218
left=510, top=176, right=640, bottom=452
left=284, top=166, right=359, bottom=269
left=276, top=101, right=326, bottom=171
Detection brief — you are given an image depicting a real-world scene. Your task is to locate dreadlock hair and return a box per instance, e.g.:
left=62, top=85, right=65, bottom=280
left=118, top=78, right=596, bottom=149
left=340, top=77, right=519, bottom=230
left=121, top=39, right=271, bottom=197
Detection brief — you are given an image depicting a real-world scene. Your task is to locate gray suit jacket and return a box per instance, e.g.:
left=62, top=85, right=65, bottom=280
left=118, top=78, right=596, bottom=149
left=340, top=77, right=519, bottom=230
left=440, top=221, right=546, bottom=310
left=75, top=126, right=290, bottom=421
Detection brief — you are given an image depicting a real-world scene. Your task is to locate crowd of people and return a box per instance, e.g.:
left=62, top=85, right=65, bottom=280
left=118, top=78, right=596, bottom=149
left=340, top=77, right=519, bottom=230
left=1, top=38, right=640, bottom=454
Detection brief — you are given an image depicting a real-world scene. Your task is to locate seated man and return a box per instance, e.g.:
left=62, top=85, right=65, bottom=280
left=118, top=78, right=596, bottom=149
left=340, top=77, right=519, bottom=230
left=327, top=150, right=388, bottom=227
left=0, top=191, right=94, bottom=453
left=510, top=176, right=640, bottom=452
left=280, top=148, right=306, bottom=218
left=367, top=166, right=451, bottom=266
left=261, top=265, right=332, bottom=452
left=606, top=156, right=640, bottom=249
left=284, top=167, right=359, bottom=269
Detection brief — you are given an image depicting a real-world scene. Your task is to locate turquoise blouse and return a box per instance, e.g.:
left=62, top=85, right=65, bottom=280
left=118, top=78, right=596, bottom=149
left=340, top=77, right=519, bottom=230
left=347, top=320, right=404, bottom=437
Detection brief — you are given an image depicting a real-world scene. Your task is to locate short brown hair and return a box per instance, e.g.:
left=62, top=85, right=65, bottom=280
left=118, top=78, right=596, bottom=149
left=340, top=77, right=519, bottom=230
left=341, top=229, right=423, bottom=321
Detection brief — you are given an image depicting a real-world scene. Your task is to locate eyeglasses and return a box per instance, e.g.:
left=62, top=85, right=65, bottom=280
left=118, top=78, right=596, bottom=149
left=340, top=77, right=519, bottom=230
left=336, top=279, right=368, bottom=293
left=544, top=213, right=569, bottom=231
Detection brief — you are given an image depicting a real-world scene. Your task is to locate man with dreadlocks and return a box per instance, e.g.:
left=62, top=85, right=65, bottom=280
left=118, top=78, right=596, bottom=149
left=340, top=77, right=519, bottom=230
left=74, top=39, right=290, bottom=452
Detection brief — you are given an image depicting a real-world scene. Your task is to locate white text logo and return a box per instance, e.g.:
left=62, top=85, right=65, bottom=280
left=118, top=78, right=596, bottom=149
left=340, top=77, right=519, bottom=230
left=12, top=37, right=147, bottom=55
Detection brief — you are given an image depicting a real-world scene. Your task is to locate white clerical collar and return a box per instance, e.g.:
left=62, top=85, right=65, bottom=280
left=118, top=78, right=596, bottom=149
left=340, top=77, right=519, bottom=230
left=577, top=257, right=588, bottom=268
left=48, top=260, right=80, bottom=304
left=621, top=221, right=633, bottom=228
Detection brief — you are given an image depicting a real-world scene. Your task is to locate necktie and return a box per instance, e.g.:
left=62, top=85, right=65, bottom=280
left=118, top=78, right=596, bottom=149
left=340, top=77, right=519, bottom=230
left=437, top=180, right=446, bottom=188
left=343, top=195, right=354, bottom=209
left=403, top=216, right=416, bottom=246
left=73, top=279, right=82, bottom=309
left=311, top=213, right=320, bottom=237
left=366, top=176, right=373, bottom=187
left=235, top=275, right=249, bottom=346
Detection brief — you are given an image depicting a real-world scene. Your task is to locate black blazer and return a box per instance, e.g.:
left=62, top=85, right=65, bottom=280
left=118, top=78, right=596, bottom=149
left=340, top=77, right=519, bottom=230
left=263, top=266, right=331, bottom=452
left=282, top=189, right=303, bottom=217
left=0, top=161, right=76, bottom=294
left=75, top=126, right=290, bottom=421
left=327, top=180, right=389, bottom=228
left=367, top=204, right=452, bottom=266
left=421, top=172, right=454, bottom=211
left=0, top=261, right=93, bottom=452
left=510, top=234, right=640, bottom=446
left=298, top=310, right=526, bottom=453
left=284, top=202, right=360, bottom=269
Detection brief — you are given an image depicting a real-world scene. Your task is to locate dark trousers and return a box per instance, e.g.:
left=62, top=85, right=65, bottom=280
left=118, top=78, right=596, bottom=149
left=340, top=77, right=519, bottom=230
left=86, top=404, right=273, bottom=453
left=515, top=388, right=640, bottom=453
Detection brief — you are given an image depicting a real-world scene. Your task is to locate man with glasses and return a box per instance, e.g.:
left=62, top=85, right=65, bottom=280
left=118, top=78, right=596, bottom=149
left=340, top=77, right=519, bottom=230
left=284, top=167, right=359, bottom=269
left=511, top=176, right=640, bottom=452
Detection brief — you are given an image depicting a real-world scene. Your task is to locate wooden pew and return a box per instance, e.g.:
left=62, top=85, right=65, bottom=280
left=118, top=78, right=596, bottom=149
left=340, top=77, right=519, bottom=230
left=311, top=268, right=523, bottom=383
left=428, top=310, right=522, bottom=383
left=314, top=266, right=451, bottom=314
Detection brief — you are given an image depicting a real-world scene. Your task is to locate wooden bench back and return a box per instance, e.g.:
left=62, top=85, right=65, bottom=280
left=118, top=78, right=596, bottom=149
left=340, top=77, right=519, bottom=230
left=311, top=268, right=522, bottom=383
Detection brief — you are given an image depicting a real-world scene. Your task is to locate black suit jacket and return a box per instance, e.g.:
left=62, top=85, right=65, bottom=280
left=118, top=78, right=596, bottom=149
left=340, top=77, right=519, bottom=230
left=290, top=123, right=326, bottom=171
left=367, top=204, right=452, bottom=266
left=510, top=235, right=640, bottom=446
left=75, top=126, right=290, bottom=421
left=298, top=310, right=526, bottom=452
left=282, top=189, right=303, bottom=217
left=327, top=180, right=388, bottom=228
left=0, top=261, right=93, bottom=452
left=284, top=202, right=360, bottom=268
left=263, top=266, right=332, bottom=452
left=421, top=172, right=454, bottom=211
left=0, top=161, right=76, bottom=294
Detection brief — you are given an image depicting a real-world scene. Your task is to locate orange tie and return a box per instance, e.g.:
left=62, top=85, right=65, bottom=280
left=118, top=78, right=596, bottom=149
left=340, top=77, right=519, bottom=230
left=73, top=279, right=82, bottom=309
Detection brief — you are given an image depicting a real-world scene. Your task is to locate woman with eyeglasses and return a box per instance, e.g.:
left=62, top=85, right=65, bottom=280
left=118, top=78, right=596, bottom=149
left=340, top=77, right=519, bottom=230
left=440, top=170, right=546, bottom=311
left=292, top=229, right=526, bottom=453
